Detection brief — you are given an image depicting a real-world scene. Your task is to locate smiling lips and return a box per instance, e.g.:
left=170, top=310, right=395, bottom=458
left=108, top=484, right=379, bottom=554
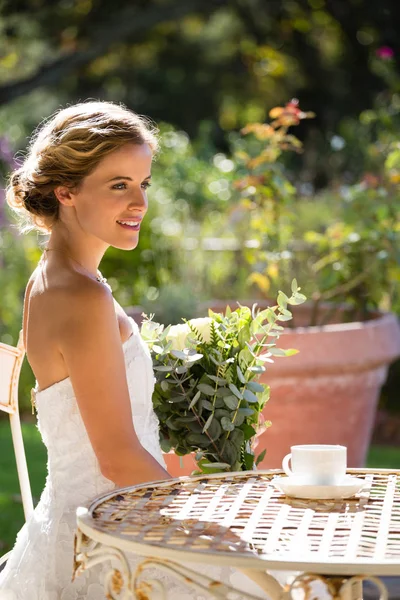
left=116, top=219, right=141, bottom=231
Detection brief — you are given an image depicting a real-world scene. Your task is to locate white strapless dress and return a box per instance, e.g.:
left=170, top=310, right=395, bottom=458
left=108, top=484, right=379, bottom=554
left=0, top=317, right=268, bottom=599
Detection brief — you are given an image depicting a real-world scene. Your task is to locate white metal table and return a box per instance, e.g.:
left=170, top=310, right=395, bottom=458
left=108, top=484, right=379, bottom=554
left=73, top=468, right=400, bottom=599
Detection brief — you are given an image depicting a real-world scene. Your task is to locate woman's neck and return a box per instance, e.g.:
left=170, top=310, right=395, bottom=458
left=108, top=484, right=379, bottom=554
left=46, top=226, right=108, bottom=276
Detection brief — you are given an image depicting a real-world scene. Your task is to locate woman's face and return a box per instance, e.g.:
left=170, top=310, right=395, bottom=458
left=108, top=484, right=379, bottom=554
left=66, top=142, right=153, bottom=251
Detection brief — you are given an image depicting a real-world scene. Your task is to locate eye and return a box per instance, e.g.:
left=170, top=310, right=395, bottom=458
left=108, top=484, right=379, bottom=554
left=112, top=182, right=127, bottom=190
left=141, top=181, right=152, bottom=190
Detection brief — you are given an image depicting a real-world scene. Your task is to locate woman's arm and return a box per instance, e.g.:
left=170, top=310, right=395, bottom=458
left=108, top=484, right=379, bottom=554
left=57, top=279, right=172, bottom=486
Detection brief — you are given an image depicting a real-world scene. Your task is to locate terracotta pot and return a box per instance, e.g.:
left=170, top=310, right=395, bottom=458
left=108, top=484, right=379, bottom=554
left=162, top=451, right=198, bottom=478
left=257, top=308, right=400, bottom=468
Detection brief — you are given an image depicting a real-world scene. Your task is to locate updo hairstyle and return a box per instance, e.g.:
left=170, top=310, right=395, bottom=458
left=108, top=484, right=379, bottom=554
left=6, top=101, right=159, bottom=233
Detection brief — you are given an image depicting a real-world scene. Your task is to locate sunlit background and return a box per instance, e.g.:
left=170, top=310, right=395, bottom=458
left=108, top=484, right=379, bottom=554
left=0, top=0, right=400, bottom=551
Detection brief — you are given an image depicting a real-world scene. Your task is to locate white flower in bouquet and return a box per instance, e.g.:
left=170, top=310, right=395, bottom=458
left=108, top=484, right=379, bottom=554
left=167, top=317, right=213, bottom=350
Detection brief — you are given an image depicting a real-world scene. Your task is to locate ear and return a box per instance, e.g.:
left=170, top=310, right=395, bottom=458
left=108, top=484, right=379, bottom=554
left=54, top=185, right=75, bottom=206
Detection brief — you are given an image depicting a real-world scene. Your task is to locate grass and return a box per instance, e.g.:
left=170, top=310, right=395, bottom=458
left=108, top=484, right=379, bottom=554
left=0, top=420, right=399, bottom=554
left=364, top=445, right=400, bottom=469
left=0, top=420, right=47, bottom=554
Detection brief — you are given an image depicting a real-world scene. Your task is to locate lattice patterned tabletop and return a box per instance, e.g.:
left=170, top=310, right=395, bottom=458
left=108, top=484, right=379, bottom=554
left=75, top=468, right=400, bottom=578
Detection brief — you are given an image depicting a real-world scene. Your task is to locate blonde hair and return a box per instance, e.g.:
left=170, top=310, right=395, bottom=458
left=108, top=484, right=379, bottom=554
left=6, top=101, right=159, bottom=233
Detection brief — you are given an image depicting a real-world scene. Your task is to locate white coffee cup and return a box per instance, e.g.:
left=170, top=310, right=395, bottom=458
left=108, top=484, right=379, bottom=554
left=282, top=444, right=347, bottom=485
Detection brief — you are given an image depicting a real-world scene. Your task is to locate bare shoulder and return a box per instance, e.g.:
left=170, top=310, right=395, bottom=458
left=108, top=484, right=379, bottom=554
left=50, top=275, right=115, bottom=346
left=58, top=274, right=113, bottom=321
left=27, top=265, right=116, bottom=351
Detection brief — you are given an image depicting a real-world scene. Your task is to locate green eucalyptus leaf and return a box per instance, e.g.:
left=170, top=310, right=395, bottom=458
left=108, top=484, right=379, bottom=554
left=236, top=365, right=246, bottom=384
left=276, top=314, right=292, bottom=322
left=186, top=353, right=203, bottom=363
left=196, top=459, right=227, bottom=474
left=166, top=417, right=181, bottom=431
left=160, top=380, right=169, bottom=392
left=170, top=349, right=187, bottom=360
left=197, top=383, right=217, bottom=396
left=238, top=348, right=253, bottom=369
left=187, top=433, right=210, bottom=446
left=277, top=291, right=289, bottom=308
left=202, top=399, right=214, bottom=410
left=201, top=462, right=231, bottom=470
left=189, top=390, right=201, bottom=409
left=289, top=295, right=306, bottom=306
left=223, top=395, right=239, bottom=410
left=202, top=413, right=214, bottom=433
left=206, top=374, right=227, bottom=385
left=207, top=418, right=222, bottom=441
left=247, top=365, right=266, bottom=374
left=232, top=411, right=245, bottom=426
left=244, top=342, right=258, bottom=358
left=176, top=365, right=188, bottom=374
left=221, top=417, right=235, bottom=432
left=187, top=421, right=203, bottom=433
left=160, top=439, right=172, bottom=453
left=260, top=386, right=270, bottom=402
left=154, top=365, right=173, bottom=372
left=209, top=354, right=222, bottom=367
left=268, top=347, right=288, bottom=356
left=237, top=407, right=255, bottom=417
left=175, top=415, right=197, bottom=423
left=254, top=309, right=270, bottom=326
left=246, top=381, right=264, bottom=393
left=169, top=396, right=187, bottom=403
left=215, top=387, right=233, bottom=397
left=214, top=408, right=231, bottom=420
left=228, top=383, right=243, bottom=400
left=243, top=389, right=259, bottom=404
left=228, top=428, right=245, bottom=448
left=238, top=323, right=251, bottom=347
left=221, top=439, right=238, bottom=466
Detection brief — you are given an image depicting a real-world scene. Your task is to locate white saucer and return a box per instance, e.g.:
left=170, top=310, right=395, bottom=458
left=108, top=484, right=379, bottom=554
left=272, top=475, right=368, bottom=500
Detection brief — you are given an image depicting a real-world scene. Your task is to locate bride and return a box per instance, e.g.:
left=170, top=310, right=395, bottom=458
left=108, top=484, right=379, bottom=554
left=0, top=101, right=268, bottom=599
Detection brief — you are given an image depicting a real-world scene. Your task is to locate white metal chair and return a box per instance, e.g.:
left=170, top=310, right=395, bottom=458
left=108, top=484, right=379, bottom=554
left=0, top=330, right=33, bottom=570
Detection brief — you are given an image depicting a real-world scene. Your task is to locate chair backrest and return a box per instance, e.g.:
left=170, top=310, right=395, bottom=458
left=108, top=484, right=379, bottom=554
left=0, top=330, right=34, bottom=522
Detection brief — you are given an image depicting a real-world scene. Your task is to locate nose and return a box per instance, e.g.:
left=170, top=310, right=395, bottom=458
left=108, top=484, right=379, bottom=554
left=127, top=191, right=148, bottom=214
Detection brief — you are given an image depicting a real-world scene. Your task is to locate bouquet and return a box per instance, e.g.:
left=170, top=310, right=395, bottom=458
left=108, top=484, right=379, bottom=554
left=141, top=280, right=306, bottom=474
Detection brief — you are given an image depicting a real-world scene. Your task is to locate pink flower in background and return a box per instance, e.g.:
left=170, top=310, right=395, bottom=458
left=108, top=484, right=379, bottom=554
left=376, top=46, right=394, bottom=60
